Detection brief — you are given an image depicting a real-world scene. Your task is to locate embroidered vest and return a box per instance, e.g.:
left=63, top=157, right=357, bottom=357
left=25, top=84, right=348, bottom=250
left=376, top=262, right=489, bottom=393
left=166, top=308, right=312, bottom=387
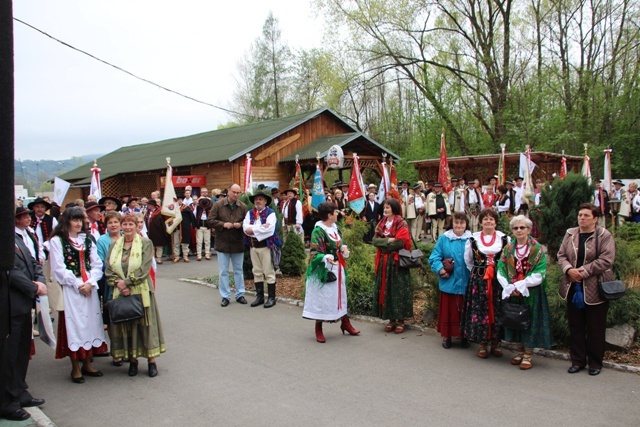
left=61, top=236, right=92, bottom=277
left=243, top=208, right=282, bottom=248
left=283, top=200, right=298, bottom=225
left=30, top=214, right=54, bottom=241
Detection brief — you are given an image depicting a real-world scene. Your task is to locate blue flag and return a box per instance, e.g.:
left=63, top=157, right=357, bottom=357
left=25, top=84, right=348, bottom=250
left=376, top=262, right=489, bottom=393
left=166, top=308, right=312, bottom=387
left=311, top=164, right=325, bottom=209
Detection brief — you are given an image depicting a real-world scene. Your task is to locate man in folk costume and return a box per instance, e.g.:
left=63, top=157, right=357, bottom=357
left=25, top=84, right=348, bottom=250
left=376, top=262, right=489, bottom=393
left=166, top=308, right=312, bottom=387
left=609, top=179, right=627, bottom=227
left=281, top=188, right=303, bottom=237
left=271, top=188, right=281, bottom=209
left=513, top=177, right=525, bottom=215
left=427, top=183, right=451, bottom=241
left=409, top=183, right=425, bottom=241
left=85, top=202, right=106, bottom=242
left=448, top=178, right=466, bottom=214
left=466, top=179, right=484, bottom=232
left=16, top=207, right=45, bottom=265
left=2, top=208, right=48, bottom=422
left=146, top=199, right=170, bottom=264
left=172, top=195, right=196, bottom=263
left=194, top=197, right=213, bottom=261
left=505, top=180, right=517, bottom=215
left=592, top=179, right=610, bottom=228
left=121, top=198, right=141, bottom=215
left=243, top=190, right=282, bottom=308
left=28, top=197, right=58, bottom=255
left=207, top=184, right=248, bottom=307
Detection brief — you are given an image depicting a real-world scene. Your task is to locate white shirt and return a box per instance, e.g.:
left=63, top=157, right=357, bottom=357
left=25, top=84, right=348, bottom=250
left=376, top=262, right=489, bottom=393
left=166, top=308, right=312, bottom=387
left=243, top=208, right=277, bottom=242
left=282, top=199, right=303, bottom=226
left=33, top=215, right=58, bottom=251
left=16, top=226, right=41, bottom=261
left=514, top=185, right=524, bottom=212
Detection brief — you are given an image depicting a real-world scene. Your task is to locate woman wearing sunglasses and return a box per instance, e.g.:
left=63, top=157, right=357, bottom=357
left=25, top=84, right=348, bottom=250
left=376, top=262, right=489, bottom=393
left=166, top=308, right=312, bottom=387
left=497, top=215, right=552, bottom=370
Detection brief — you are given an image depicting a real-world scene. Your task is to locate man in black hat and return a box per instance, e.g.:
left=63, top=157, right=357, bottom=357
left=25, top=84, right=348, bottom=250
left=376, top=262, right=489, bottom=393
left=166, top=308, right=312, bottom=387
left=85, top=201, right=106, bottom=241
left=426, top=183, right=451, bottom=241
left=271, top=187, right=281, bottom=208
left=610, top=179, right=626, bottom=226
left=513, top=176, right=525, bottom=215
left=98, top=196, right=122, bottom=215
left=243, top=190, right=282, bottom=308
left=28, top=197, right=57, bottom=251
left=1, top=207, right=48, bottom=421
left=281, top=188, right=303, bottom=238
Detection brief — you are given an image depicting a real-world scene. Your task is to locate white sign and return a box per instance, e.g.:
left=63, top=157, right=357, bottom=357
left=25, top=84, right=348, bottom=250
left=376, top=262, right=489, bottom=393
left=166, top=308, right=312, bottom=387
left=325, top=145, right=344, bottom=169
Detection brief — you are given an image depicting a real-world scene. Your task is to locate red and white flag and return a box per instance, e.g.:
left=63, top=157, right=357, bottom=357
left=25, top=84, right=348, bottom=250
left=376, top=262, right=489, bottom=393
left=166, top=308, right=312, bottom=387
left=347, top=153, right=366, bottom=214
left=162, top=158, right=182, bottom=234
left=90, top=162, right=102, bottom=200
left=376, top=161, right=391, bottom=204
left=243, top=154, right=253, bottom=195
left=438, top=129, right=453, bottom=193
left=560, top=152, right=568, bottom=179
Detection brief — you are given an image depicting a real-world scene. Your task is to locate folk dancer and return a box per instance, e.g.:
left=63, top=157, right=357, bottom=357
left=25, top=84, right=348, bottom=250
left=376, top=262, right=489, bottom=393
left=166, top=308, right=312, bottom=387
left=466, top=179, right=484, bottom=232
left=592, top=179, right=610, bottom=228
left=427, top=183, right=451, bottom=241
left=609, top=179, right=627, bottom=227
left=281, top=188, right=303, bottom=238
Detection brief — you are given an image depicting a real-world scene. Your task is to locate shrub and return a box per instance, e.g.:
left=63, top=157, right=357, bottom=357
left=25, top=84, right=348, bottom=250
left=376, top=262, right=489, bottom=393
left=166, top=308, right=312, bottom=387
left=342, top=218, right=377, bottom=315
left=537, top=173, right=593, bottom=259
left=280, top=232, right=307, bottom=276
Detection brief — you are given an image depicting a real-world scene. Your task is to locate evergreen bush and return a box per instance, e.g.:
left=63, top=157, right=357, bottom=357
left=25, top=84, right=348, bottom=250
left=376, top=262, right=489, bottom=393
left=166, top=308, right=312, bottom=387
left=341, top=218, right=376, bottom=315
left=279, top=231, right=307, bottom=276
left=537, top=173, right=593, bottom=259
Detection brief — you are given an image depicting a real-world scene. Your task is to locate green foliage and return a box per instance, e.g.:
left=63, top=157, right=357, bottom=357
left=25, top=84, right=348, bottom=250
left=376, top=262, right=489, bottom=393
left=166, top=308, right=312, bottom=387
left=544, top=263, right=570, bottom=346
left=280, top=232, right=307, bottom=276
left=341, top=218, right=377, bottom=315
left=607, top=289, right=640, bottom=335
left=537, top=173, right=593, bottom=259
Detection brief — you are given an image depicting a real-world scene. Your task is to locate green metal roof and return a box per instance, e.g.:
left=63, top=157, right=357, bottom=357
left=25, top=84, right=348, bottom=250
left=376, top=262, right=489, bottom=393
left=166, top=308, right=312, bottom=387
left=281, top=132, right=400, bottom=162
left=60, top=108, right=344, bottom=183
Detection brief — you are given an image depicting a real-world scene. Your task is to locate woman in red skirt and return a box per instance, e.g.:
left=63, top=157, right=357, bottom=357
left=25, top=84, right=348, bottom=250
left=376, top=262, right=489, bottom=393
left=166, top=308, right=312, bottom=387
left=428, top=212, right=472, bottom=349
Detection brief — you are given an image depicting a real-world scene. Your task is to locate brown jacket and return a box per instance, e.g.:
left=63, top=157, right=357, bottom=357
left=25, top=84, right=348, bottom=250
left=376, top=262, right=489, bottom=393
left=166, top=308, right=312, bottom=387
left=207, top=198, right=247, bottom=253
left=557, top=226, right=615, bottom=305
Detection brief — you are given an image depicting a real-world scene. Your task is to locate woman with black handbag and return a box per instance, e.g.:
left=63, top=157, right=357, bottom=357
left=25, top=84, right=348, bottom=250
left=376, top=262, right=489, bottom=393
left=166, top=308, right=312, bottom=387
left=372, top=198, right=413, bottom=334
left=303, top=202, right=358, bottom=343
left=557, top=203, right=615, bottom=376
left=105, top=214, right=166, bottom=377
left=497, top=215, right=552, bottom=370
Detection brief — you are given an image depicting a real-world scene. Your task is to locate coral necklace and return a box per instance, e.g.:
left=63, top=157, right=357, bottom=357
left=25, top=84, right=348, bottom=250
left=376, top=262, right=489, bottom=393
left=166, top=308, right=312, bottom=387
left=515, top=243, right=529, bottom=258
left=480, top=232, right=497, bottom=247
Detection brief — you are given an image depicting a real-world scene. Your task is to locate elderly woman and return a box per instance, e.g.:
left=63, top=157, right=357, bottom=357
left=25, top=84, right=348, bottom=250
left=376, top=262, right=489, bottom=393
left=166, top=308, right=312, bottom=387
left=372, top=198, right=413, bottom=334
left=497, top=215, right=551, bottom=370
left=557, top=203, right=615, bottom=376
left=105, top=214, right=166, bottom=377
left=303, top=202, right=359, bottom=343
left=49, top=207, right=107, bottom=383
left=462, top=208, right=509, bottom=358
left=428, top=212, right=472, bottom=349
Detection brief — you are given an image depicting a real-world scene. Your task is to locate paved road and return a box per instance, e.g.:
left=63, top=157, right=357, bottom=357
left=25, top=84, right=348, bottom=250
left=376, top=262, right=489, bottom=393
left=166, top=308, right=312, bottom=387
left=15, top=257, right=640, bottom=426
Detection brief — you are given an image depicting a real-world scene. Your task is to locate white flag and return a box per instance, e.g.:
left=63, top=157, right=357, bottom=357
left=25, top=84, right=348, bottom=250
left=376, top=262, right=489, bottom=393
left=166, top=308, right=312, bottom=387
left=161, top=162, right=182, bottom=234
left=53, top=177, right=70, bottom=206
left=90, top=166, right=102, bottom=200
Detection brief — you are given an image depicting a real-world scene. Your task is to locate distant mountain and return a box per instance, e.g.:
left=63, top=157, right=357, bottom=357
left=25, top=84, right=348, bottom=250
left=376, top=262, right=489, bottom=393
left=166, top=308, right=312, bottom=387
left=15, top=154, right=102, bottom=193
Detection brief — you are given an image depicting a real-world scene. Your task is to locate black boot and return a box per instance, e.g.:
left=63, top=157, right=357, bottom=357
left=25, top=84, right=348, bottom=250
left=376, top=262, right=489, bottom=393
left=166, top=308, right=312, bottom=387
left=264, top=283, right=276, bottom=308
left=251, top=282, right=265, bottom=307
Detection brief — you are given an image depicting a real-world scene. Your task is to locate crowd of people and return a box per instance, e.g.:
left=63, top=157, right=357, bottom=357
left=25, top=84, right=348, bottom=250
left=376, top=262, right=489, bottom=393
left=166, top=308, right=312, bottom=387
left=2, top=173, right=626, bottom=421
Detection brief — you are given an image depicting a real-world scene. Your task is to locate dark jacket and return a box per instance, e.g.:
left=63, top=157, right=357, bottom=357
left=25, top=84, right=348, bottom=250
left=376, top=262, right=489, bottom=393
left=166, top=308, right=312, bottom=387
left=557, top=226, right=615, bottom=305
left=207, top=198, right=248, bottom=253
left=9, top=236, right=44, bottom=316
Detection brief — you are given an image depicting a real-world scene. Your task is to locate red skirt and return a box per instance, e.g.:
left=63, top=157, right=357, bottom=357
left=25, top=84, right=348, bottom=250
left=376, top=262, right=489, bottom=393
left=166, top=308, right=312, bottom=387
left=55, top=311, right=108, bottom=360
left=437, top=292, right=464, bottom=338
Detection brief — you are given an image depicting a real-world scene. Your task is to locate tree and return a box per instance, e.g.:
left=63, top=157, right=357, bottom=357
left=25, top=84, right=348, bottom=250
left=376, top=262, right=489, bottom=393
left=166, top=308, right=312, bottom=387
left=231, top=12, right=291, bottom=122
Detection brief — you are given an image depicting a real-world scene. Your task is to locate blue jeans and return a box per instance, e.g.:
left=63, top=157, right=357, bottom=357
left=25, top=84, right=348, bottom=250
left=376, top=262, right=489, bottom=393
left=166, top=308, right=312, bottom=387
left=217, top=251, right=245, bottom=299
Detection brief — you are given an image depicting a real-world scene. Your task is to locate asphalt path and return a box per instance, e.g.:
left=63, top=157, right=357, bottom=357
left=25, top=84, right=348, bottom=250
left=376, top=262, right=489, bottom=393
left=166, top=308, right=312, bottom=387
left=17, top=256, right=640, bottom=426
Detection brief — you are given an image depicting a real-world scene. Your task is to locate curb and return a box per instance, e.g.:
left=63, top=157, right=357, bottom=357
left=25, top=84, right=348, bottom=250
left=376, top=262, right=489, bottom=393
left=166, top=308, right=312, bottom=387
left=182, top=277, right=640, bottom=375
left=24, top=407, right=57, bottom=427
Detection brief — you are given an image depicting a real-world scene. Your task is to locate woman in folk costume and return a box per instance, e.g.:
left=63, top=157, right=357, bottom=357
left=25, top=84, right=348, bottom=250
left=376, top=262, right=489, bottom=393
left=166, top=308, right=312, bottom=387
left=462, top=208, right=509, bottom=359
left=49, top=207, right=107, bottom=384
left=105, top=214, right=166, bottom=378
left=372, top=198, right=413, bottom=334
left=497, top=215, right=552, bottom=370
left=303, top=202, right=359, bottom=343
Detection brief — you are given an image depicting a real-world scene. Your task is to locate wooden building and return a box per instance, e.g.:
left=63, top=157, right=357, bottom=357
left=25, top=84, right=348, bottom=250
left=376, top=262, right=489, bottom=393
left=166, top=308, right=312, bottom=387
left=59, top=108, right=399, bottom=202
left=409, top=152, right=584, bottom=184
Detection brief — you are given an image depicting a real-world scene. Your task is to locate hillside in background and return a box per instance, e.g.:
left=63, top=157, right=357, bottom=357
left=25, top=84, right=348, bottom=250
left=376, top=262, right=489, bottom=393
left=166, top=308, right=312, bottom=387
left=15, top=155, right=101, bottom=195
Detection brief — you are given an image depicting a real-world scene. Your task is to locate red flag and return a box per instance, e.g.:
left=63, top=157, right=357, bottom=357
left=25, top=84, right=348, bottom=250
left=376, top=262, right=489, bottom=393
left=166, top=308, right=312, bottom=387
left=390, top=162, right=398, bottom=187
left=560, top=151, right=567, bottom=180
left=243, top=154, right=253, bottom=194
left=438, top=130, right=452, bottom=193
left=347, top=154, right=366, bottom=214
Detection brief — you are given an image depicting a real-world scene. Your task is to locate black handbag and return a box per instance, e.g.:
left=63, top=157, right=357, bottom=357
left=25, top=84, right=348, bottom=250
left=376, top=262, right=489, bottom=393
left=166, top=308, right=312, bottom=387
left=595, top=229, right=626, bottom=301
left=108, top=295, right=144, bottom=324
left=501, top=299, right=531, bottom=331
left=599, top=280, right=626, bottom=300
left=398, top=235, right=423, bottom=269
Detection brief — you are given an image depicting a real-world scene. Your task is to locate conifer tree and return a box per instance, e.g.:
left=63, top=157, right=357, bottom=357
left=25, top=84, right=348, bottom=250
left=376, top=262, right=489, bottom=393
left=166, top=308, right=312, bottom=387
left=279, top=232, right=306, bottom=276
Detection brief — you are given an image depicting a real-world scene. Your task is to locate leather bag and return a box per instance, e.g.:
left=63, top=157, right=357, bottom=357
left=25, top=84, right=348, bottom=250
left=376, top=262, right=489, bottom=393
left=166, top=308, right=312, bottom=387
left=598, top=280, right=626, bottom=300
left=399, top=236, right=423, bottom=269
left=501, top=299, right=531, bottom=331
left=108, top=295, right=144, bottom=324
left=442, top=258, right=454, bottom=274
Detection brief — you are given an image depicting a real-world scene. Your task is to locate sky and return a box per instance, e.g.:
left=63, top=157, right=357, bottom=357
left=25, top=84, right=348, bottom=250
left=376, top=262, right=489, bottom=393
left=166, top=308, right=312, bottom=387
left=13, top=0, right=324, bottom=161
